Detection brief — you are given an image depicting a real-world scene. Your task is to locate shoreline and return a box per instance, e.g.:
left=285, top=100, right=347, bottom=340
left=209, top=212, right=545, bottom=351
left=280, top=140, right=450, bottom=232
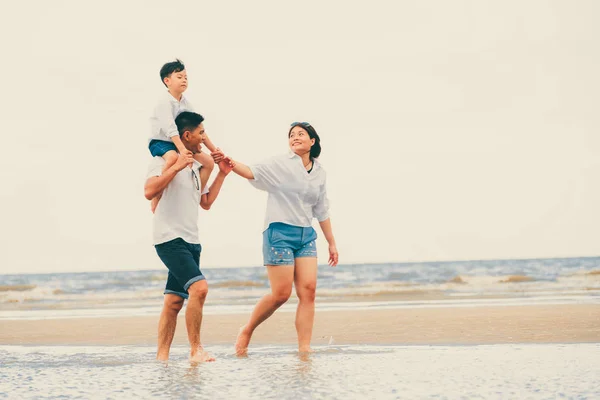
left=1, top=304, right=599, bottom=346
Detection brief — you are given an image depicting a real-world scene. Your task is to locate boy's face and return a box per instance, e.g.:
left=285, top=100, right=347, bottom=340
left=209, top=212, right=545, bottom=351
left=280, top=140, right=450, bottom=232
left=164, top=69, right=188, bottom=93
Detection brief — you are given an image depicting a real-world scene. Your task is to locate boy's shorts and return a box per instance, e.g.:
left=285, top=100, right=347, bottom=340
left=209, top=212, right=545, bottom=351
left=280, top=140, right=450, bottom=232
left=262, top=222, right=317, bottom=266
left=149, top=139, right=177, bottom=157
left=155, top=238, right=205, bottom=299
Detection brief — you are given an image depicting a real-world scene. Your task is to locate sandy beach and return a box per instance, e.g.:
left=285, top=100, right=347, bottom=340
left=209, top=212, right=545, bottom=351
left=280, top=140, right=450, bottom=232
left=2, top=304, right=599, bottom=346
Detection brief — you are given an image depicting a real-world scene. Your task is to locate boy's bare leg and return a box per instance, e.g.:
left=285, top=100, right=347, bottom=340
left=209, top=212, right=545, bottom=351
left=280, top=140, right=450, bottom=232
left=151, top=151, right=179, bottom=213
left=193, top=152, right=214, bottom=192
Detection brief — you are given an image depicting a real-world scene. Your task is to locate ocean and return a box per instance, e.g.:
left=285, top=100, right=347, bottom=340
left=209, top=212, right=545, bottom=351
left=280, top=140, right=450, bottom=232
left=1, top=257, right=599, bottom=399
left=1, top=344, right=599, bottom=399
left=1, top=257, right=599, bottom=320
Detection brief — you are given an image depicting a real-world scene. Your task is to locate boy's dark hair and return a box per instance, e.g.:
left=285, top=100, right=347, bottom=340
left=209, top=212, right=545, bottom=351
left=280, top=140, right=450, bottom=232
left=160, top=59, right=185, bottom=87
left=175, top=111, right=204, bottom=136
left=289, top=122, right=322, bottom=158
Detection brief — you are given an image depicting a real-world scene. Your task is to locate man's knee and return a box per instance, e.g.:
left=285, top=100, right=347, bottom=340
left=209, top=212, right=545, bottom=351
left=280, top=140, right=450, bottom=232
left=164, top=295, right=184, bottom=314
left=188, top=280, right=208, bottom=300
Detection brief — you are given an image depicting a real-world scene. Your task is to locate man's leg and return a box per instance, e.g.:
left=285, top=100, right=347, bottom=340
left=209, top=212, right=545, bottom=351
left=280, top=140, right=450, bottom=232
left=185, top=279, right=214, bottom=362
left=157, top=293, right=184, bottom=361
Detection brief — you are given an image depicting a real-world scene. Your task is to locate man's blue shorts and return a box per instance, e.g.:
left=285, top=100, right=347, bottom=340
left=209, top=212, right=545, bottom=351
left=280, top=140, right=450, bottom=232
left=155, top=238, right=205, bottom=299
left=262, top=222, right=317, bottom=266
left=149, top=139, right=177, bottom=157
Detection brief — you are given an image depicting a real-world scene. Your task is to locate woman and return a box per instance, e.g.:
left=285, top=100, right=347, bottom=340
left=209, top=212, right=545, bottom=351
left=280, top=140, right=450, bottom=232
left=224, top=121, right=338, bottom=355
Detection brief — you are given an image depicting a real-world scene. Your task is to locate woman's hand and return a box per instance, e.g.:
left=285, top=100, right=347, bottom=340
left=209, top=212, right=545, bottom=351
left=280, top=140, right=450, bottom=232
left=328, top=243, right=339, bottom=267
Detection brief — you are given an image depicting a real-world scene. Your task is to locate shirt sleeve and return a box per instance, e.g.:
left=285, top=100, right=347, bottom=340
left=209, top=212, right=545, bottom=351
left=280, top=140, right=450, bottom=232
left=201, top=183, right=210, bottom=195
left=146, top=157, right=165, bottom=179
left=312, top=177, right=330, bottom=222
left=154, top=101, right=179, bottom=139
left=248, top=157, right=281, bottom=192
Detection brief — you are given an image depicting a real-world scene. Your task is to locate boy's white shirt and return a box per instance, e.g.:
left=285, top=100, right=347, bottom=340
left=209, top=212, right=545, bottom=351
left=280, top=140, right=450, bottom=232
left=148, top=91, right=194, bottom=143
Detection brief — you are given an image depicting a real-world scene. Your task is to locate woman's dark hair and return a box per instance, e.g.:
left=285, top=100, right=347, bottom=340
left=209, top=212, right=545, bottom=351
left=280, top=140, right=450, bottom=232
left=160, top=59, right=185, bottom=87
left=289, top=122, right=321, bottom=158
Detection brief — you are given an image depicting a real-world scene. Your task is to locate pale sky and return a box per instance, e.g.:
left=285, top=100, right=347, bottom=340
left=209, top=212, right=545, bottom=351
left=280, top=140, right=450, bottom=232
left=1, top=1, right=599, bottom=274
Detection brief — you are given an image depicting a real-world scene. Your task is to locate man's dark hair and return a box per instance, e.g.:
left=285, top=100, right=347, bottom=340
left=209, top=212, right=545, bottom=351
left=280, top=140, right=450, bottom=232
left=160, top=59, right=185, bottom=87
left=175, top=111, right=204, bottom=136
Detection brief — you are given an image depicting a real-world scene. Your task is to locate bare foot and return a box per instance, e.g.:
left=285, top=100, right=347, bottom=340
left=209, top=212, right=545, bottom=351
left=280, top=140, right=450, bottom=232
left=190, top=347, right=215, bottom=364
left=235, top=326, right=251, bottom=357
left=298, top=346, right=313, bottom=354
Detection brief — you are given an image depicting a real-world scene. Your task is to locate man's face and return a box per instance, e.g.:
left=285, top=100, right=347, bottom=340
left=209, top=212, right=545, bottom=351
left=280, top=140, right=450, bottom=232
left=164, top=69, right=188, bottom=93
left=184, top=123, right=205, bottom=151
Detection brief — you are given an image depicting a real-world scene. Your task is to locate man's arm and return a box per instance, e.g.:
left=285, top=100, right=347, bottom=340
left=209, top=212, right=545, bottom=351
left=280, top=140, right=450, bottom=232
left=144, top=153, right=193, bottom=200
left=200, top=159, right=233, bottom=210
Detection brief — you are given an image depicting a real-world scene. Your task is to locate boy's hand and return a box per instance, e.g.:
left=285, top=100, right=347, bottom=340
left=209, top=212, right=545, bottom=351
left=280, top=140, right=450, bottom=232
left=174, top=152, right=194, bottom=171
left=211, top=148, right=226, bottom=164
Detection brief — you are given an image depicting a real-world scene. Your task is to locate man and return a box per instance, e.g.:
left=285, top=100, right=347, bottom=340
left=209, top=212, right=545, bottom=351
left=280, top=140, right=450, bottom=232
left=144, top=111, right=231, bottom=363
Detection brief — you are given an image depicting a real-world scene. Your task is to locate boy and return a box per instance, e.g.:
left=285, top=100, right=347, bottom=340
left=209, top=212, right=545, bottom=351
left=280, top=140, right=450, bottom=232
left=148, top=59, right=218, bottom=212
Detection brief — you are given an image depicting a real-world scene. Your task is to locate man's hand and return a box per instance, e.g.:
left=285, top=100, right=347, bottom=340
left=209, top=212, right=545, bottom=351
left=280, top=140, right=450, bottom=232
left=177, top=145, right=194, bottom=158
left=211, top=148, right=226, bottom=164
left=174, top=152, right=194, bottom=171
left=218, top=157, right=236, bottom=175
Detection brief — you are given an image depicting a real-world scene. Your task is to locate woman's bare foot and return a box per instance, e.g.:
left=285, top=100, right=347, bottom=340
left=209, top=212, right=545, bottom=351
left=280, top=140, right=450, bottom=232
left=189, top=347, right=215, bottom=364
left=235, top=326, right=251, bottom=357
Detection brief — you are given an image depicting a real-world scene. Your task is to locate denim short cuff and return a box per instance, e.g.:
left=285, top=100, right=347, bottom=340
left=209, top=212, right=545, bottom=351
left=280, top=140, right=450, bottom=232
left=164, top=289, right=189, bottom=299
left=184, top=275, right=206, bottom=291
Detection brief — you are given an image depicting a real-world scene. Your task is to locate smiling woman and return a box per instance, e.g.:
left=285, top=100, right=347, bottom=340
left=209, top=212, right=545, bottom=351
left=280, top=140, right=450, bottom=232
left=214, top=121, right=338, bottom=356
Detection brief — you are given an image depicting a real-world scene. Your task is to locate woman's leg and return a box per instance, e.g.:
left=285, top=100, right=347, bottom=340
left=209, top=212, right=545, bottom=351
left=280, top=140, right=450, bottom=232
left=293, top=257, right=318, bottom=352
left=235, top=265, right=294, bottom=355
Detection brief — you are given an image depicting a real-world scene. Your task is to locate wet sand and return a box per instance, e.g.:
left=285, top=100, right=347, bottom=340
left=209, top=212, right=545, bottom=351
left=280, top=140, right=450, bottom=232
left=1, top=304, right=599, bottom=346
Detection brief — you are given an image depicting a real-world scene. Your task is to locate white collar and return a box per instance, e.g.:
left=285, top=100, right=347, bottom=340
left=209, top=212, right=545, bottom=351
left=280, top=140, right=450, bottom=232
left=287, top=151, right=320, bottom=169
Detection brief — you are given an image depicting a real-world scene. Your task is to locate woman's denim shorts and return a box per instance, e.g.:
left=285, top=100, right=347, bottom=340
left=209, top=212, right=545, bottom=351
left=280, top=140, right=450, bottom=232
left=262, top=222, right=317, bottom=266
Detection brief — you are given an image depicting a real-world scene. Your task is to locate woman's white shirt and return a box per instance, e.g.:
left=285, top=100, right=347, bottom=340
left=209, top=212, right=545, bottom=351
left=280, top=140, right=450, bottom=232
left=249, top=152, right=330, bottom=231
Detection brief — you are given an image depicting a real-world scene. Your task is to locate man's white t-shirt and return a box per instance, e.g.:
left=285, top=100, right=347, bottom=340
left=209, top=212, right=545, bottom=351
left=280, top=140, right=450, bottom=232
left=147, top=157, right=209, bottom=245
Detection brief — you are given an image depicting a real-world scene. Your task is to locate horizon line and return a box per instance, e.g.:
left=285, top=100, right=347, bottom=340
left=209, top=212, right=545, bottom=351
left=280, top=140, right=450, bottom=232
left=1, top=254, right=598, bottom=277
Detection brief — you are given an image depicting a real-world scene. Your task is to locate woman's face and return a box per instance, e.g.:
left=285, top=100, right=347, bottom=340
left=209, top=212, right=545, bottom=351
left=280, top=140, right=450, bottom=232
left=289, top=126, right=315, bottom=155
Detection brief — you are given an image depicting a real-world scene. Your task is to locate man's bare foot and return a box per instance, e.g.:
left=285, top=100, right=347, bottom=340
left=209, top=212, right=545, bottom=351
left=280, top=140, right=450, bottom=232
left=190, top=347, right=215, bottom=364
left=235, top=326, right=251, bottom=357
left=298, top=346, right=313, bottom=354
left=156, top=353, right=169, bottom=364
